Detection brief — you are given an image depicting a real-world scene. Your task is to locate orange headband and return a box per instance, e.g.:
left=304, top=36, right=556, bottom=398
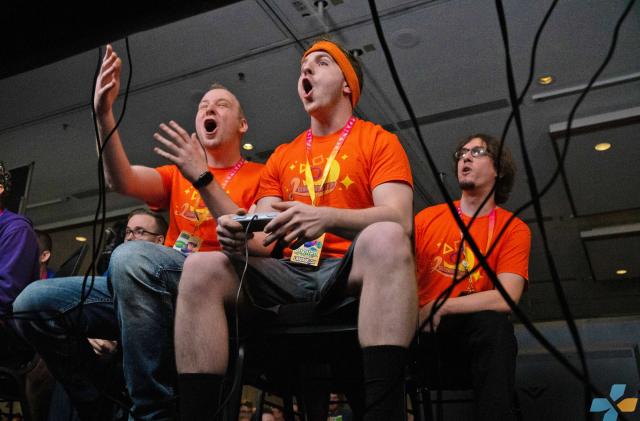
left=303, top=41, right=361, bottom=108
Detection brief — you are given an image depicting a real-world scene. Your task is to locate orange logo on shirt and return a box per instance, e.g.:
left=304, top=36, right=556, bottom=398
left=432, top=241, right=481, bottom=283
left=175, top=188, right=213, bottom=223
left=291, top=156, right=341, bottom=199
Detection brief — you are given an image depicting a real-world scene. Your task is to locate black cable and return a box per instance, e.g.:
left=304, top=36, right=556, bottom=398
left=213, top=215, right=259, bottom=419
left=366, top=0, right=626, bottom=413
left=492, top=0, right=593, bottom=417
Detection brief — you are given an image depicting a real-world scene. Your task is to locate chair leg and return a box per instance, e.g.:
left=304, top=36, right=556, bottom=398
left=283, top=393, right=296, bottom=421
left=255, top=390, right=266, bottom=420
left=223, top=344, right=246, bottom=421
left=408, top=387, right=426, bottom=421
left=435, top=389, right=443, bottom=421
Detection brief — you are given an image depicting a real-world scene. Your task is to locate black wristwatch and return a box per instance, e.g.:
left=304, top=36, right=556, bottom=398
left=192, top=171, right=214, bottom=189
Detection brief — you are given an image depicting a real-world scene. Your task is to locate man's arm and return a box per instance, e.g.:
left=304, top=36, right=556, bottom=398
left=94, top=44, right=165, bottom=204
left=419, top=273, right=525, bottom=331
left=265, top=181, right=413, bottom=249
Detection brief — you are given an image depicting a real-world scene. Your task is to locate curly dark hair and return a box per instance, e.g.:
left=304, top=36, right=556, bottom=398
left=0, top=161, right=12, bottom=202
left=452, top=134, right=516, bottom=204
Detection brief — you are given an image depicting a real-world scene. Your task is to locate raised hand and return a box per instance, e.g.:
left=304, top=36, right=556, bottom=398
left=94, top=44, right=122, bottom=117
left=153, top=120, right=208, bottom=183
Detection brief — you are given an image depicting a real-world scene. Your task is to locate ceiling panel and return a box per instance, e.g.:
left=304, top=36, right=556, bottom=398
left=126, top=1, right=290, bottom=86
left=264, top=0, right=437, bottom=39
left=584, top=235, right=640, bottom=282
left=559, top=123, right=640, bottom=216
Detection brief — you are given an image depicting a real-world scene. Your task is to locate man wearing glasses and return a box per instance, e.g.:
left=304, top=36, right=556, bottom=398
left=123, top=208, right=168, bottom=244
left=414, top=134, right=531, bottom=421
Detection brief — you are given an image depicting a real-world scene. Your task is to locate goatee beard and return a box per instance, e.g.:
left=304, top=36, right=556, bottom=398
left=459, top=181, right=475, bottom=191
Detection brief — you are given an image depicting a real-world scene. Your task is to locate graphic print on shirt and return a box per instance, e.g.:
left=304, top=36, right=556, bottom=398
left=175, top=186, right=213, bottom=226
left=432, top=239, right=482, bottom=284
left=286, top=153, right=355, bottom=201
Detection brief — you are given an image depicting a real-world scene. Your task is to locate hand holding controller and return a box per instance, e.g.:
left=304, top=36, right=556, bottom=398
left=232, top=212, right=279, bottom=232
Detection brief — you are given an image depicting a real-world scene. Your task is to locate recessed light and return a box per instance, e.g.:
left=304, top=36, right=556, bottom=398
left=75, top=236, right=87, bottom=242
left=594, top=142, right=611, bottom=151
left=616, top=269, right=627, bottom=275
left=537, top=75, right=554, bottom=85
left=242, top=143, right=254, bottom=151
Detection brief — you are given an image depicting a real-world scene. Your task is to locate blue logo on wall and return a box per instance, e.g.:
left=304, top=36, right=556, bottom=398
left=590, top=384, right=638, bottom=421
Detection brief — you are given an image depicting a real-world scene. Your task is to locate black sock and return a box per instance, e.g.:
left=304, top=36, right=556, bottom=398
left=178, top=373, right=224, bottom=421
left=362, top=345, right=408, bottom=421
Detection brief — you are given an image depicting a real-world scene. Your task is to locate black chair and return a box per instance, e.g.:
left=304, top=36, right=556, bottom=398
left=55, top=243, right=89, bottom=277
left=407, top=336, right=522, bottom=421
left=224, top=300, right=364, bottom=421
left=0, top=330, right=41, bottom=421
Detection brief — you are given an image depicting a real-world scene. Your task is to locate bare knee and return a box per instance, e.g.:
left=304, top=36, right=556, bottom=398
left=178, top=252, right=236, bottom=305
left=356, top=221, right=412, bottom=268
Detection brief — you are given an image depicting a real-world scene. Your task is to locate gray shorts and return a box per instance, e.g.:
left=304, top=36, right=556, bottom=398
left=226, top=240, right=357, bottom=316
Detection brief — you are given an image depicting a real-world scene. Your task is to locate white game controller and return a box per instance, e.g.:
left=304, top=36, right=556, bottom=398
left=232, top=212, right=279, bottom=232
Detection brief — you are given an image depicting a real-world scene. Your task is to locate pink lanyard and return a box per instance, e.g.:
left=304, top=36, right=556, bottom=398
left=220, top=158, right=246, bottom=190
left=304, top=116, right=357, bottom=206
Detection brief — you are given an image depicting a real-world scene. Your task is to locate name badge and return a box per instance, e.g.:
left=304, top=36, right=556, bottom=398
left=290, top=234, right=325, bottom=267
left=173, top=231, right=203, bottom=255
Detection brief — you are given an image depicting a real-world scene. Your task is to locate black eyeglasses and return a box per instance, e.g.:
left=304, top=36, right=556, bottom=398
left=454, top=146, right=490, bottom=160
left=124, top=227, right=162, bottom=239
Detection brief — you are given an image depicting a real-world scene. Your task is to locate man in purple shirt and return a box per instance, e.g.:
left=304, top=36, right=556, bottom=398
left=0, top=160, right=39, bottom=321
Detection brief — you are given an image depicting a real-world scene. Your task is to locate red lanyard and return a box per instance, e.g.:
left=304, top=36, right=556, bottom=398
left=304, top=116, right=356, bottom=206
left=220, top=158, right=246, bottom=190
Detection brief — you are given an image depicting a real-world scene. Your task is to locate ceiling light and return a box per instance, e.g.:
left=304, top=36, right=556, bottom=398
left=594, top=142, right=611, bottom=151
left=616, top=269, right=627, bottom=275
left=75, top=236, right=87, bottom=242
left=242, top=143, right=254, bottom=151
left=537, top=75, right=554, bottom=85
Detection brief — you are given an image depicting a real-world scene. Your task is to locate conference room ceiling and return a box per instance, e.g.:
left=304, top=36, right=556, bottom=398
left=1, top=0, right=639, bottom=317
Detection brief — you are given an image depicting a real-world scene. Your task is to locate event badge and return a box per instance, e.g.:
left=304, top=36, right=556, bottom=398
left=173, top=231, right=203, bottom=255
left=290, top=234, right=325, bottom=266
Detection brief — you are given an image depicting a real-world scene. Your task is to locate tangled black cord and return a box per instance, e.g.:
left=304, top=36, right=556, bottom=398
left=367, top=0, right=637, bottom=418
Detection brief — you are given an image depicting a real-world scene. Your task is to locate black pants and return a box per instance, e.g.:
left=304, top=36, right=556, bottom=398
left=416, top=311, right=518, bottom=421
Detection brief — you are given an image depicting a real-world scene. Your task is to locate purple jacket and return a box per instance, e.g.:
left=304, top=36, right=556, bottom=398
left=0, top=209, right=39, bottom=316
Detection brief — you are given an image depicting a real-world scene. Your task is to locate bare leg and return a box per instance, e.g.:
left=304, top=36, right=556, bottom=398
left=175, top=251, right=240, bottom=374
left=349, top=221, right=417, bottom=347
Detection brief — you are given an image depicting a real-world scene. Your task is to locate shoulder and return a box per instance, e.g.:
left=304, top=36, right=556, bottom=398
left=265, top=133, right=306, bottom=164
left=0, top=211, right=35, bottom=239
left=354, top=119, right=398, bottom=142
left=496, top=207, right=530, bottom=234
left=415, top=203, right=449, bottom=224
left=0, top=210, right=33, bottom=229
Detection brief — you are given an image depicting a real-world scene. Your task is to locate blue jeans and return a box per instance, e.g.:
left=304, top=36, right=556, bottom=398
left=12, top=241, right=186, bottom=421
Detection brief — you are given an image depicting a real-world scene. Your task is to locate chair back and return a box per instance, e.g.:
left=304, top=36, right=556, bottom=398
left=55, top=243, right=89, bottom=277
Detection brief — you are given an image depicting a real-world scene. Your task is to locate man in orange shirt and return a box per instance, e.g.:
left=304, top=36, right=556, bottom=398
left=414, top=134, right=531, bottom=421
left=11, top=45, right=262, bottom=421
left=174, top=39, right=417, bottom=421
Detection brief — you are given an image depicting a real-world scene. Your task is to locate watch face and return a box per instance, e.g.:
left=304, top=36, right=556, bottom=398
left=194, top=171, right=213, bottom=188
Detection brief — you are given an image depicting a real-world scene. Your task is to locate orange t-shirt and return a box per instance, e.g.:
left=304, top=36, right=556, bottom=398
left=257, top=119, right=413, bottom=258
left=149, top=161, right=263, bottom=251
left=415, top=202, right=531, bottom=306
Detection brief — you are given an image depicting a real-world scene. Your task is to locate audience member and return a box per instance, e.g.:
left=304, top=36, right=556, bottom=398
left=414, top=134, right=531, bottom=421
